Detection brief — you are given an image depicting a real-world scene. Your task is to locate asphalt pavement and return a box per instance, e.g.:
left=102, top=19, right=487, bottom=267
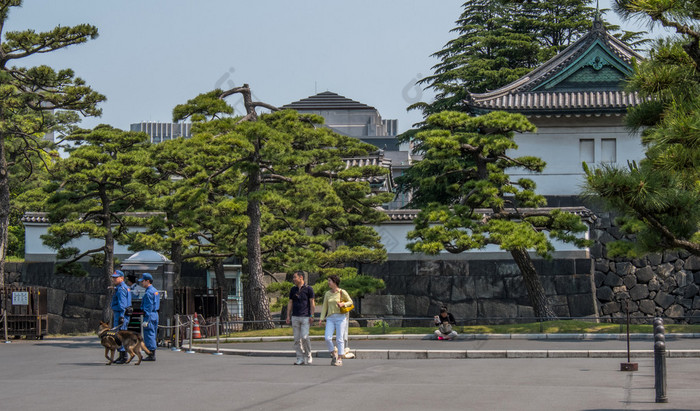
left=1, top=336, right=699, bottom=411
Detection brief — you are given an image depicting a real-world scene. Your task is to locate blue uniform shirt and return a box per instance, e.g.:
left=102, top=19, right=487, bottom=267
left=111, top=281, right=132, bottom=312
left=141, top=285, right=160, bottom=321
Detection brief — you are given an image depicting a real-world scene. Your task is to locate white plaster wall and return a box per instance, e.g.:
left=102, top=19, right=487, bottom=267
left=509, top=116, right=645, bottom=196
left=24, top=223, right=144, bottom=261
left=372, top=221, right=589, bottom=260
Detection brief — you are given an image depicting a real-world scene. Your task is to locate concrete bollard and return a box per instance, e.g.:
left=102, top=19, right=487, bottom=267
left=653, top=317, right=668, bottom=403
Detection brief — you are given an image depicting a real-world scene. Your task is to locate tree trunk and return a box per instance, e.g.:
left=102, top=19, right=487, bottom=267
left=101, top=192, right=114, bottom=323
left=0, top=133, right=8, bottom=288
left=212, top=258, right=231, bottom=320
left=242, top=150, right=273, bottom=330
left=510, top=247, right=557, bottom=320
left=171, top=241, right=183, bottom=287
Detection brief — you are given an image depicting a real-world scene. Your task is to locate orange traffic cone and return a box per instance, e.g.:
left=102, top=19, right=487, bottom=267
left=192, top=313, right=202, bottom=339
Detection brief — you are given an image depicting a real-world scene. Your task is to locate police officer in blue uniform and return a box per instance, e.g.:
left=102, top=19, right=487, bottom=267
left=110, top=270, right=132, bottom=364
left=139, top=273, right=160, bottom=361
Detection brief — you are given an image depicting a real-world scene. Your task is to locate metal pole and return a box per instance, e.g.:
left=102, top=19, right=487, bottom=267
left=620, top=299, right=637, bottom=371
left=382, top=317, right=386, bottom=334
left=186, top=315, right=195, bottom=353
left=626, top=300, right=631, bottom=363
left=140, top=314, right=144, bottom=336
left=654, top=317, right=668, bottom=403
left=172, top=315, right=181, bottom=352
left=3, top=309, right=10, bottom=343
left=213, top=316, right=222, bottom=355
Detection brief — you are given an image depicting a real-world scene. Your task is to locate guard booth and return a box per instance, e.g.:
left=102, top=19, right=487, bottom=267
left=119, top=250, right=174, bottom=344
left=1, top=286, right=48, bottom=339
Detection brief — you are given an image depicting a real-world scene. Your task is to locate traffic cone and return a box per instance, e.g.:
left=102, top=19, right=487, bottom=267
left=192, top=313, right=202, bottom=339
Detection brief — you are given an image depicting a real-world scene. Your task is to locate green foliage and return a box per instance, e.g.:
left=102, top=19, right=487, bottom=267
left=584, top=3, right=700, bottom=256
left=411, top=0, right=626, bottom=119
left=42, top=125, right=151, bottom=276
left=402, top=110, right=590, bottom=259
left=0, top=1, right=105, bottom=275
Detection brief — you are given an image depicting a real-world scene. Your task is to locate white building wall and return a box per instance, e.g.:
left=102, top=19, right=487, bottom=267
left=372, top=221, right=589, bottom=261
left=24, top=223, right=145, bottom=262
left=508, top=116, right=645, bottom=196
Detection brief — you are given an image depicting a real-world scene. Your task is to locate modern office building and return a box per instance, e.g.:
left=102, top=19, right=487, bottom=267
left=130, top=122, right=192, bottom=143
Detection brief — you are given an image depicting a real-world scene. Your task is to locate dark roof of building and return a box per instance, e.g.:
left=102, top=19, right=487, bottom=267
left=282, top=91, right=377, bottom=111
left=466, top=18, right=644, bottom=115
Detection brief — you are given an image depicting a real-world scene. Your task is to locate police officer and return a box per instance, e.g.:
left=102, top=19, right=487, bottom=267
left=110, top=269, right=132, bottom=364
left=139, top=273, right=160, bottom=361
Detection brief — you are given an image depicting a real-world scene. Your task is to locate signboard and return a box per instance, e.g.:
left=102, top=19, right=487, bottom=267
left=12, top=291, right=29, bottom=306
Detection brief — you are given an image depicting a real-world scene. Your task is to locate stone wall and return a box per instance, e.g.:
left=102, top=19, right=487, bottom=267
left=592, top=212, right=700, bottom=323
left=8, top=262, right=212, bottom=334
left=19, top=262, right=109, bottom=334
left=361, top=257, right=596, bottom=325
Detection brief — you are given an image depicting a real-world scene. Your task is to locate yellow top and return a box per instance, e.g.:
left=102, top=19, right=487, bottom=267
left=320, top=289, right=353, bottom=321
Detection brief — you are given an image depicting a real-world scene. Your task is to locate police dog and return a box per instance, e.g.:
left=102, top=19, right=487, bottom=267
left=97, top=321, right=151, bottom=365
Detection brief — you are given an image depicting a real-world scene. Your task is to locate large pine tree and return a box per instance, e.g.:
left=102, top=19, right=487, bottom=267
left=410, top=0, right=601, bottom=118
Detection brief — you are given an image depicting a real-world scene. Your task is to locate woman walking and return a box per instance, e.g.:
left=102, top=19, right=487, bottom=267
left=319, top=275, right=353, bottom=366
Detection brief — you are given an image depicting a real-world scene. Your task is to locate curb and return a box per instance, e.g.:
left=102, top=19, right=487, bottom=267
left=185, top=346, right=700, bottom=359
left=192, top=332, right=700, bottom=344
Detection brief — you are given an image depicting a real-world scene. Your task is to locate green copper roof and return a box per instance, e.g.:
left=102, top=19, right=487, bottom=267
left=466, top=19, right=643, bottom=115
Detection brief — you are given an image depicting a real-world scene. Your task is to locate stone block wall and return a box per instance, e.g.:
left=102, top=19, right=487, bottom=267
left=362, top=257, right=596, bottom=325
left=592, top=212, right=700, bottom=323
left=19, top=262, right=109, bottom=334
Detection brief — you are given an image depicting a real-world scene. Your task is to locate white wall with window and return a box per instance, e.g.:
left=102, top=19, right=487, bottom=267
left=508, top=116, right=643, bottom=196
left=207, top=264, right=243, bottom=318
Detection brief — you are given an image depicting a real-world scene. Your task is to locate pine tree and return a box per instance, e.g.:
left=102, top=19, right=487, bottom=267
left=172, top=85, right=390, bottom=329
left=41, top=126, right=151, bottom=280
left=0, top=1, right=104, bottom=286
left=400, top=111, right=590, bottom=319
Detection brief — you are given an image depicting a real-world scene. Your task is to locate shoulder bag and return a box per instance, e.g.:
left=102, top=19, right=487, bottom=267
left=338, top=289, right=354, bottom=314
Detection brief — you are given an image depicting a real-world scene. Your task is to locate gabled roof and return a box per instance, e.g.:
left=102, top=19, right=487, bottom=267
left=282, top=91, right=377, bottom=111
left=466, top=18, right=644, bottom=115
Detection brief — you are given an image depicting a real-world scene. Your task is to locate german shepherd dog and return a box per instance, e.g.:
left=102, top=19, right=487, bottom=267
left=97, top=321, right=151, bottom=365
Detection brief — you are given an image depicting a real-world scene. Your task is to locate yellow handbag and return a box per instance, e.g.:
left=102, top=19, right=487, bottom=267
left=338, top=289, right=354, bottom=314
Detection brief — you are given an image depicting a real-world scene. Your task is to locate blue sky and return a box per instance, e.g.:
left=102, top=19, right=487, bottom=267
left=6, top=0, right=647, bottom=134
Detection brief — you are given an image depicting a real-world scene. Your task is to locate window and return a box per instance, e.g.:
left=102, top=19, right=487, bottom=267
left=601, top=138, right=617, bottom=163
left=579, top=139, right=594, bottom=163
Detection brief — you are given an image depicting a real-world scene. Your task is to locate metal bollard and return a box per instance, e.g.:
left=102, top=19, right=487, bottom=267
left=213, top=316, right=222, bottom=355
left=186, top=315, right=195, bottom=353
left=172, top=316, right=181, bottom=352
left=3, top=309, right=10, bottom=343
left=653, top=317, right=668, bottom=403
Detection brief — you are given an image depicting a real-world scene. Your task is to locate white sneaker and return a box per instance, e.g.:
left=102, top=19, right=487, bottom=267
left=304, top=356, right=313, bottom=365
left=294, top=358, right=304, bottom=365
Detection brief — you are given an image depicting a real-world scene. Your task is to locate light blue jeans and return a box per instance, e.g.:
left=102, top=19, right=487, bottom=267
left=324, top=313, right=346, bottom=354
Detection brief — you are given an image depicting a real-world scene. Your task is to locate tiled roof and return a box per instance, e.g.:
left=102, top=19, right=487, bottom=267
left=466, top=19, right=644, bottom=115
left=282, top=91, right=376, bottom=111
left=21, top=211, right=162, bottom=224
left=383, top=207, right=595, bottom=222
left=344, top=155, right=394, bottom=191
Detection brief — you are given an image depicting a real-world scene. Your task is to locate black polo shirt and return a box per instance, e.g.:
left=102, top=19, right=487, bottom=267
left=289, top=284, right=315, bottom=317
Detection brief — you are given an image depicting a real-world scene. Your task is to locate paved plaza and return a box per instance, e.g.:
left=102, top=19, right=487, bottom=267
left=1, top=336, right=698, bottom=411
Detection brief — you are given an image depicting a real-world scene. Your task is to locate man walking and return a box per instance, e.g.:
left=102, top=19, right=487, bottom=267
left=285, top=271, right=315, bottom=365
left=139, top=273, right=160, bottom=362
left=110, top=270, right=132, bottom=364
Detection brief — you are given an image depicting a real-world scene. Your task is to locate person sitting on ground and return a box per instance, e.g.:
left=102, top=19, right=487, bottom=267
left=434, top=305, right=458, bottom=340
